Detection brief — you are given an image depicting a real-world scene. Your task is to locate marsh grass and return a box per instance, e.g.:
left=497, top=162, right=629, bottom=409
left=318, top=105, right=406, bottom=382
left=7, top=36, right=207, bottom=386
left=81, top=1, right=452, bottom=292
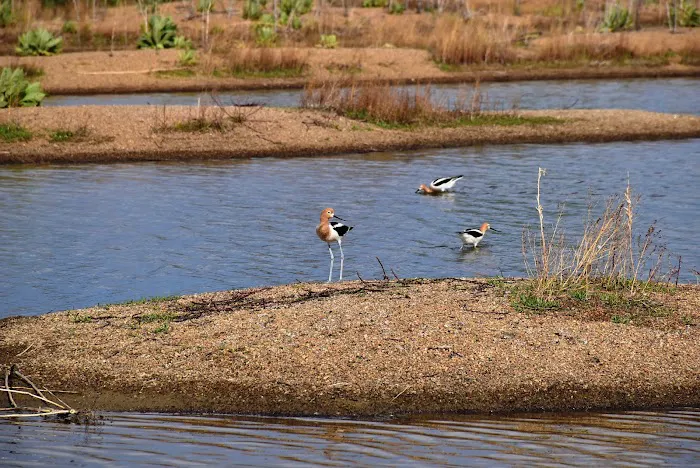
left=152, top=99, right=251, bottom=133
left=214, top=47, right=308, bottom=78
left=301, top=80, right=560, bottom=129
left=0, top=123, right=31, bottom=142
left=516, top=168, right=681, bottom=325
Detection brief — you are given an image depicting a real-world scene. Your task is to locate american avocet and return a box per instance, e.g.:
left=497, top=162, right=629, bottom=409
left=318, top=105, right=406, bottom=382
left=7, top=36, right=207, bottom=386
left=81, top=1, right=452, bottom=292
left=316, top=208, right=353, bottom=282
left=416, top=175, right=464, bottom=194
left=457, top=222, right=500, bottom=248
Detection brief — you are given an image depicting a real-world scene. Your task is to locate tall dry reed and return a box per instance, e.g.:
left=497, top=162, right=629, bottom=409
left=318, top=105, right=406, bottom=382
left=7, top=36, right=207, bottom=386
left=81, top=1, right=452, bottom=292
left=523, top=169, right=677, bottom=296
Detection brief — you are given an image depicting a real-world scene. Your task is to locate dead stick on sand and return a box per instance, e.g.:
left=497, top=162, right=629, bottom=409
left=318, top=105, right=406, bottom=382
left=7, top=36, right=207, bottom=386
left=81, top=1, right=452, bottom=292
left=4, top=368, right=16, bottom=409
left=392, top=385, right=411, bottom=401
left=0, top=410, right=72, bottom=419
left=0, top=388, right=66, bottom=409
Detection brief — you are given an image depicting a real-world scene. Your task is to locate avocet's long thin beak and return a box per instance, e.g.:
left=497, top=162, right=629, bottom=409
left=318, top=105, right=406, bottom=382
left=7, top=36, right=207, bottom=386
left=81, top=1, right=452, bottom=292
left=490, top=228, right=502, bottom=233
left=415, top=189, right=422, bottom=193
left=333, top=215, right=345, bottom=221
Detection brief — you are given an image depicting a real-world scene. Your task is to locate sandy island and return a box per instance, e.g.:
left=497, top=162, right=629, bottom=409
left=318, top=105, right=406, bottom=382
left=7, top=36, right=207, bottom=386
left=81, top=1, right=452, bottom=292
left=1, top=279, right=698, bottom=416
left=1, top=106, right=700, bottom=165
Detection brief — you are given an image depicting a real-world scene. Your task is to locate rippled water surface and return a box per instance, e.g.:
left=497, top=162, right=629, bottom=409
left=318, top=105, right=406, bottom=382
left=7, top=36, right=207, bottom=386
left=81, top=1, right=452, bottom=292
left=1, top=139, right=699, bottom=316
left=1, top=409, right=699, bottom=466
left=45, top=78, right=700, bottom=115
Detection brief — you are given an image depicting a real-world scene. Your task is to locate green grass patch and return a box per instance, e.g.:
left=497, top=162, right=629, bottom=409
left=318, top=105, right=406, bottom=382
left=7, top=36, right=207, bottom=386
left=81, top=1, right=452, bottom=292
left=435, top=61, right=462, bottom=72
left=349, top=112, right=562, bottom=130
left=49, top=126, right=90, bottom=143
left=153, top=322, right=170, bottom=334
left=118, top=295, right=179, bottom=306
left=0, top=123, right=32, bottom=142
left=512, top=291, right=561, bottom=313
left=213, top=66, right=306, bottom=79
left=70, top=313, right=93, bottom=323
left=611, top=314, right=631, bottom=324
left=154, top=69, right=197, bottom=78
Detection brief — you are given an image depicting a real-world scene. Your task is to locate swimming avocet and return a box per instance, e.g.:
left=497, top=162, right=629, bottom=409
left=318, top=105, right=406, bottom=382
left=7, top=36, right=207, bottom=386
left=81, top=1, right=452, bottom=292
left=416, top=175, right=464, bottom=194
left=316, top=208, right=353, bottom=282
left=457, top=222, right=500, bottom=248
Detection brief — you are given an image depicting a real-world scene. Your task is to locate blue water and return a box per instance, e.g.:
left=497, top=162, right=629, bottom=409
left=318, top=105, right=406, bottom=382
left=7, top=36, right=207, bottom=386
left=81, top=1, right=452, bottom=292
left=1, top=139, right=698, bottom=317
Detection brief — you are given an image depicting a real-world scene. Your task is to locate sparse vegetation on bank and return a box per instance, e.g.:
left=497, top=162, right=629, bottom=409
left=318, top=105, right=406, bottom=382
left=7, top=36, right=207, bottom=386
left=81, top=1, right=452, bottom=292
left=0, top=122, right=32, bottom=141
left=504, top=168, right=684, bottom=327
left=301, top=80, right=561, bottom=129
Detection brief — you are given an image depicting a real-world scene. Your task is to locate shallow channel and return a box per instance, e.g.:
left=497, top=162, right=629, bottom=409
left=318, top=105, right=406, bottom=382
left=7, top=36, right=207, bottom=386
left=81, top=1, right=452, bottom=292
left=1, top=409, right=698, bottom=466
left=1, top=139, right=698, bottom=317
left=44, top=78, right=700, bottom=116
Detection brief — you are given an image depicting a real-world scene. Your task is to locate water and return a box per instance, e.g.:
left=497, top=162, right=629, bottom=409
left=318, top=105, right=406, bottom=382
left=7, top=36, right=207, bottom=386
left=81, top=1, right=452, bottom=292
left=1, top=409, right=698, bottom=466
left=44, top=78, right=700, bottom=116
left=1, top=139, right=698, bottom=317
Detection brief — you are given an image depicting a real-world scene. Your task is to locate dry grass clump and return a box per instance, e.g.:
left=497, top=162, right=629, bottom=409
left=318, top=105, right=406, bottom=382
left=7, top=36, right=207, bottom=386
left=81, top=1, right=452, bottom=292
left=215, top=47, right=308, bottom=78
left=523, top=168, right=679, bottom=298
left=432, top=16, right=520, bottom=65
left=301, top=79, right=514, bottom=127
left=152, top=101, right=249, bottom=133
left=535, top=32, right=639, bottom=62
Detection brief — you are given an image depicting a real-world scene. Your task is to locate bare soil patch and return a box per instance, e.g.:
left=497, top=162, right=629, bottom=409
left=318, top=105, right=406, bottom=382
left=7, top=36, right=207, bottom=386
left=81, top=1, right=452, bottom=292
left=1, top=106, right=699, bottom=165
left=1, top=279, right=698, bottom=416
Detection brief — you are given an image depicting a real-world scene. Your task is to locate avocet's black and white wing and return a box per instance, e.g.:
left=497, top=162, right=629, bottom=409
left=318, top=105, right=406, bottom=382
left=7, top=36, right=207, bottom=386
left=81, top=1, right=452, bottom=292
left=330, top=221, right=353, bottom=237
left=430, top=175, right=464, bottom=191
left=462, top=229, right=483, bottom=238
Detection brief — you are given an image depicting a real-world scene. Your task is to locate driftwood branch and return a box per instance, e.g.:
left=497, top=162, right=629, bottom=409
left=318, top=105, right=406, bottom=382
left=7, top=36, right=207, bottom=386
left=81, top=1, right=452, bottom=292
left=1, top=365, right=76, bottom=419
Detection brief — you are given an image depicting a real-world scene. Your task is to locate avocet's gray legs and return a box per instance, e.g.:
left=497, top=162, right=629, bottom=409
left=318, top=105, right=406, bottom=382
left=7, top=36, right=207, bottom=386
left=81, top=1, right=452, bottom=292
left=338, top=241, right=345, bottom=281
left=327, top=243, right=334, bottom=283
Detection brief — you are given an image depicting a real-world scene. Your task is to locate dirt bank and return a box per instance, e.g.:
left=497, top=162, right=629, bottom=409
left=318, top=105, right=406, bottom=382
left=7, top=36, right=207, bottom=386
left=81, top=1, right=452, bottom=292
left=2, top=48, right=699, bottom=96
left=1, top=106, right=699, bottom=165
left=1, top=279, right=698, bottom=416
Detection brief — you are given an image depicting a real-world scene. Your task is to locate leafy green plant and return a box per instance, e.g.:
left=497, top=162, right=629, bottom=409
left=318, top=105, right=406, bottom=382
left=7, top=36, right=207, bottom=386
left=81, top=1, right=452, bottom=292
left=1, top=0, right=14, bottom=27
left=0, top=123, right=32, bottom=142
left=137, top=15, right=178, bottom=49
left=600, top=2, right=632, bottom=32
left=243, top=0, right=263, bottom=20
left=173, top=35, right=193, bottom=49
left=0, top=67, right=46, bottom=108
left=319, top=34, right=338, bottom=49
left=16, top=28, right=63, bottom=56
left=62, top=20, right=77, bottom=34
left=178, top=49, right=197, bottom=66
left=362, top=0, right=386, bottom=6
left=280, top=0, right=312, bottom=29
left=389, top=2, right=405, bottom=14
left=668, top=0, right=700, bottom=27
left=255, top=23, right=277, bottom=46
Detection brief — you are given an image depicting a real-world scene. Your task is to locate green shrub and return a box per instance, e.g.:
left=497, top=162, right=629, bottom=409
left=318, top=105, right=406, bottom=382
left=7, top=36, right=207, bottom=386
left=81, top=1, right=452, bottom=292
left=600, top=2, right=632, bottom=32
left=255, top=24, right=277, bottom=46
left=178, top=49, right=197, bottom=66
left=243, top=0, right=263, bottom=20
left=319, top=34, right=338, bottom=49
left=62, top=20, right=77, bottom=34
left=0, top=67, right=46, bottom=108
left=669, top=0, right=700, bottom=27
left=389, top=2, right=405, bottom=14
left=1, top=0, right=14, bottom=27
left=173, top=35, right=193, bottom=49
left=16, top=28, right=63, bottom=56
left=137, top=15, right=178, bottom=49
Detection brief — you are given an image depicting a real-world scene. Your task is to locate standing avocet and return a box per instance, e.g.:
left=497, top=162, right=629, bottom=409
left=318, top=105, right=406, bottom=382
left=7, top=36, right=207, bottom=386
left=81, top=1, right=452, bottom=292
left=316, top=208, right=353, bottom=282
left=457, top=222, right=500, bottom=248
left=416, top=175, right=464, bottom=195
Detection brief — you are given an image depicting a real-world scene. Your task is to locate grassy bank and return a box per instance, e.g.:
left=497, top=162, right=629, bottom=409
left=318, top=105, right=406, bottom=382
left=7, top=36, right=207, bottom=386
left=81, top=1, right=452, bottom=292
left=1, top=105, right=699, bottom=165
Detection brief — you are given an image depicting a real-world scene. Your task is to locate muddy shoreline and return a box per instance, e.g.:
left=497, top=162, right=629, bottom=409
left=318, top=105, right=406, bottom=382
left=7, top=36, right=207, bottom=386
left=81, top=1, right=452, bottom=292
left=37, top=65, right=700, bottom=96
left=1, top=106, right=699, bottom=165
left=1, top=279, right=698, bottom=416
